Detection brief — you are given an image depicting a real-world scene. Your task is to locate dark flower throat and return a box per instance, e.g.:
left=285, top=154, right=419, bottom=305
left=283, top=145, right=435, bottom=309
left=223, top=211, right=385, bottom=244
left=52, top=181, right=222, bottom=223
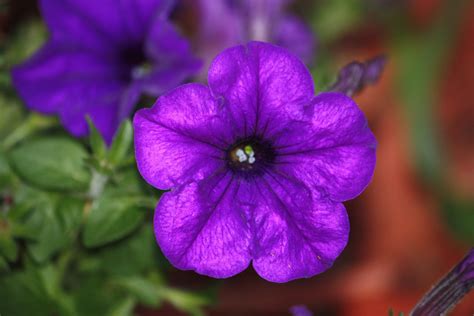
left=226, top=137, right=275, bottom=174
left=121, top=44, right=151, bottom=80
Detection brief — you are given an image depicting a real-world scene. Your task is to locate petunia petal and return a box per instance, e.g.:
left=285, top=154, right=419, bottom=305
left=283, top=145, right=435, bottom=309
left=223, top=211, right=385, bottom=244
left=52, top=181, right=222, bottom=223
left=195, top=0, right=244, bottom=67
left=119, top=0, right=175, bottom=43
left=39, top=0, right=173, bottom=52
left=145, top=18, right=200, bottom=65
left=275, top=15, right=317, bottom=65
left=12, top=41, right=126, bottom=142
left=140, top=60, right=202, bottom=97
left=40, top=0, right=124, bottom=52
left=274, top=92, right=377, bottom=202
left=251, top=172, right=349, bottom=282
left=154, top=172, right=252, bottom=278
left=208, top=41, right=314, bottom=139
left=117, top=57, right=203, bottom=130
left=133, top=83, right=231, bottom=190
left=143, top=18, right=202, bottom=95
left=59, top=100, right=120, bottom=144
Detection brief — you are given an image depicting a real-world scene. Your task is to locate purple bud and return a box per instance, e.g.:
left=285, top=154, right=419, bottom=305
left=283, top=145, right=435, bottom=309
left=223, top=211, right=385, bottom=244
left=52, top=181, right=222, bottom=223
left=410, top=248, right=474, bottom=316
left=363, top=55, right=387, bottom=84
left=290, top=305, right=313, bottom=316
left=328, top=61, right=365, bottom=96
left=328, top=55, right=387, bottom=96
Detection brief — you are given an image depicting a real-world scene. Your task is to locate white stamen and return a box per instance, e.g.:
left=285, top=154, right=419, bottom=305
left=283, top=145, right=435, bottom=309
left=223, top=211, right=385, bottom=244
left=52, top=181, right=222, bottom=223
left=236, top=149, right=247, bottom=162
left=248, top=156, right=256, bottom=164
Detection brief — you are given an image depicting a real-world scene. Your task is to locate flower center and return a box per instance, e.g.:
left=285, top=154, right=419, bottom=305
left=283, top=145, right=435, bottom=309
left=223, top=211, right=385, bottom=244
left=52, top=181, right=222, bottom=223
left=227, top=138, right=275, bottom=173
left=121, top=45, right=151, bottom=80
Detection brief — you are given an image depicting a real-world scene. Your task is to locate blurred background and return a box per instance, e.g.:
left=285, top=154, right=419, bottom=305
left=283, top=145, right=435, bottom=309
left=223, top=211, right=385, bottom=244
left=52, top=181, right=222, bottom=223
left=0, top=0, right=473, bottom=315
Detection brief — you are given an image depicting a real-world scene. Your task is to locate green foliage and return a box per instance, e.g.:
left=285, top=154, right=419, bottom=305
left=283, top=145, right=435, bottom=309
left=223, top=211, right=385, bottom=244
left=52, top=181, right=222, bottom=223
left=0, top=96, right=23, bottom=140
left=0, top=226, right=18, bottom=261
left=162, top=287, right=212, bottom=316
left=0, top=120, right=210, bottom=315
left=108, top=297, right=136, bottom=316
left=87, top=119, right=135, bottom=174
left=8, top=137, right=91, bottom=191
left=440, top=196, right=474, bottom=243
left=0, top=109, right=209, bottom=316
left=0, top=255, right=8, bottom=272
left=0, top=264, right=71, bottom=316
left=1, top=19, right=47, bottom=67
left=113, top=276, right=164, bottom=307
left=92, top=225, right=165, bottom=277
left=25, top=195, right=82, bottom=263
left=83, top=192, right=146, bottom=248
left=107, top=120, right=133, bottom=167
left=311, top=0, right=364, bottom=43
left=87, top=117, right=107, bottom=161
left=393, top=0, right=467, bottom=183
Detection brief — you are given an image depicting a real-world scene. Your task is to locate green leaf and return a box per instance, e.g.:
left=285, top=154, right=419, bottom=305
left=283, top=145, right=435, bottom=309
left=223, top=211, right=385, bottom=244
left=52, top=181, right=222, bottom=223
left=2, top=19, right=47, bottom=66
left=0, top=254, right=9, bottom=272
left=8, top=137, right=91, bottom=191
left=71, top=275, right=126, bottom=316
left=114, top=276, right=162, bottom=307
left=56, top=196, right=84, bottom=240
left=87, top=117, right=107, bottom=161
left=0, top=149, right=16, bottom=190
left=2, top=113, right=58, bottom=150
left=0, top=265, right=61, bottom=316
left=10, top=221, right=38, bottom=240
left=0, top=95, right=23, bottom=142
left=24, top=196, right=71, bottom=262
left=94, top=225, right=164, bottom=277
left=7, top=185, right=45, bottom=221
left=83, top=193, right=145, bottom=248
left=27, top=208, right=63, bottom=262
left=161, top=287, right=210, bottom=316
left=107, top=120, right=132, bottom=167
left=109, top=168, right=159, bottom=208
left=0, top=229, right=18, bottom=261
left=108, top=297, right=136, bottom=316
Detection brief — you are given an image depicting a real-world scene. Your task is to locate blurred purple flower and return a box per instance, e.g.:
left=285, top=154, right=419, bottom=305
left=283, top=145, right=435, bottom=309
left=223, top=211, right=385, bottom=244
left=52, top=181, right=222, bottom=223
left=328, top=55, right=387, bottom=96
left=12, top=0, right=201, bottom=143
left=410, top=248, right=474, bottom=316
left=290, top=305, right=313, bottom=316
left=195, top=0, right=316, bottom=68
left=134, top=42, right=376, bottom=282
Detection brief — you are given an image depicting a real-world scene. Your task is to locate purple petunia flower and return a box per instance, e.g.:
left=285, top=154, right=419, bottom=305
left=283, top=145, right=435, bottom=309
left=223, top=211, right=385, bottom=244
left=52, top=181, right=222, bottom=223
left=194, top=0, right=316, bottom=68
left=134, top=42, right=376, bottom=282
left=12, top=0, right=201, bottom=143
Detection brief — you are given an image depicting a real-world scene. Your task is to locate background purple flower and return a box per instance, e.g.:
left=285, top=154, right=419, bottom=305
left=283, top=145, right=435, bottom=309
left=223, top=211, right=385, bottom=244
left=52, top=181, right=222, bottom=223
left=12, top=0, right=201, bottom=143
left=194, top=0, right=317, bottom=70
left=133, top=42, right=376, bottom=282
